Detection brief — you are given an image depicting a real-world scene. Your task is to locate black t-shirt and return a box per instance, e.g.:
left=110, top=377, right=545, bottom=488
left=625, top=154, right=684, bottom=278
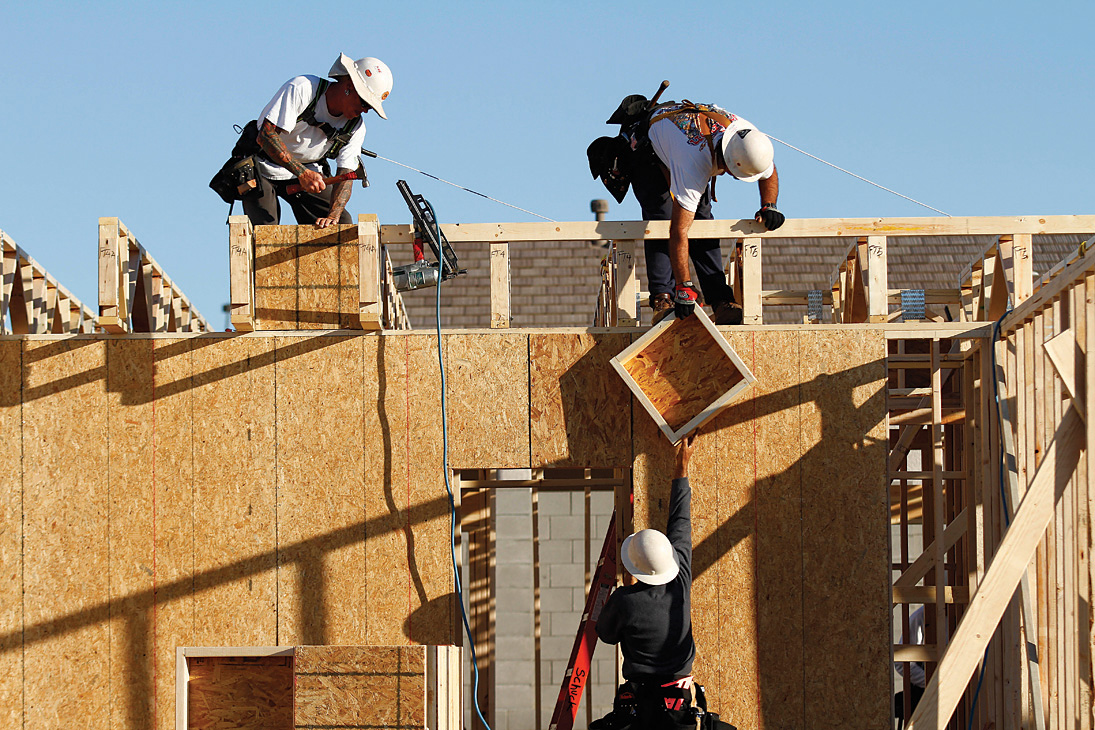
left=595, top=477, right=695, bottom=679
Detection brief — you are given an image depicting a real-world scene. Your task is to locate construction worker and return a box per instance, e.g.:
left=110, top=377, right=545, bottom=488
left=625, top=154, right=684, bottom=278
left=593, top=433, right=733, bottom=730
left=243, top=54, right=392, bottom=229
left=589, top=96, right=784, bottom=324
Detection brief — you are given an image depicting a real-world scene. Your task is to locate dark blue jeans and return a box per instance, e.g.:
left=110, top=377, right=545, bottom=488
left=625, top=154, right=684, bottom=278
left=630, top=162, right=734, bottom=307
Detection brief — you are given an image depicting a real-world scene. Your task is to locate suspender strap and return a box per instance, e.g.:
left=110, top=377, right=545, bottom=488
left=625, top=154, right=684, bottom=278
left=298, top=78, right=362, bottom=160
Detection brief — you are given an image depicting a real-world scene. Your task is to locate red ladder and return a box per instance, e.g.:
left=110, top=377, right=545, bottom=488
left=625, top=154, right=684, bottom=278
left=548, top=511, right=617, bottom=730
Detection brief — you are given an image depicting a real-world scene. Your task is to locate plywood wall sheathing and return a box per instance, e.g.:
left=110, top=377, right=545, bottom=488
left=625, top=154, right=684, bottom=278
left=106, top=338, right=195, bottom=730
left=186, top=655, right=293, bottom=730
left=276, top=334, right=367, bottom=644
left=444, top=333, right=531, bottom=469
left=192, top=336, right=278, bottom=645
left=530, top=332, right=632, bottom=468
left=295, top=645, right=427, bottom=729
left=0, top=341, right=22, bottom=727
left=23, top=339, right=110, bottom=728
left=253, top=224, right=362, bottom=330
left=631, top=329, right=889, bottom=729
left=367, top=334, right=457, bottom=646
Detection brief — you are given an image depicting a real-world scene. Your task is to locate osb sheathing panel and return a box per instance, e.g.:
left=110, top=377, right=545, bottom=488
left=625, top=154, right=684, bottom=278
left=254, top=225, right=298, bottom=329
left=0, top=341, right=22, bottom=728
left=631, top=329, right=886, bottom=730
left=254, top=224, right=359, bottom=330
left=275, top=335, right=367, bottom=644
left=186, top=655, right=293, bottom=730
left=295, top=225, right=345, bottom=330
left=366, top=335, right=457, bottom=646
left=294, top=645, right=426, bottom=729
left=799, top=329, right=889, bottom=730
left=192, top=337, right=278, bottom=645
left=22, top=339, right=110, bottom=729
left=621, top=315, right=745, bottom=430
left=149, top=339, right=195, bottom=730
left=444, top=333, right=530, bottom=469
left=530, top=332, right=632, bottom=468
left=105, top=339, right=195, bottom=730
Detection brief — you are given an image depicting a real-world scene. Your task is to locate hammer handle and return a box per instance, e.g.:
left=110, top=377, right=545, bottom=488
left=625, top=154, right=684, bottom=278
left=285, top=170, right=360, bottom=195
left=649, top=80, right=670, bottom=107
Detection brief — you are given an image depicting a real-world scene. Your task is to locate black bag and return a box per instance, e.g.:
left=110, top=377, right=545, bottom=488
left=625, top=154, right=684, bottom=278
left=209, top=121, right=262, bottom=204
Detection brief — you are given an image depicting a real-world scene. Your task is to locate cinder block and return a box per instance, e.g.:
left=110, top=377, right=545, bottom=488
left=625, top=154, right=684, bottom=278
left=548, top=515, right=587, bottom=541
left=537, top=540, right=573, bottom=564
left=496, top=563, right=534, bottom=589
left=538, top=491, right=572, bottom=515
left=539, top=586, right=575, bottom=613
left=496, top=610, right=534, bottom=637
left=496, top=634, right=535, bottom=659
left=549, top=562, right=587, bottom=588
left=495, top=488, right=533, bottom=515
left=495, top=660, right=535, bottom=686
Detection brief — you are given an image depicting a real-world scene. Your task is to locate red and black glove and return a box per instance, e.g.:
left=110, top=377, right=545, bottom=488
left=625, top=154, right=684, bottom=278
left=755, top=203, right=785, bottom=231
left=673, top=282, right=698, bottom=319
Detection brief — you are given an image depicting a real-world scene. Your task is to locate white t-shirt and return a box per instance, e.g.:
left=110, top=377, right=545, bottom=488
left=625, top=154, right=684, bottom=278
left=256, top=75, right=368, bottom=181
left=648, top=107, right=773, bottom=213
left=895, top=606, right=926, bottom=688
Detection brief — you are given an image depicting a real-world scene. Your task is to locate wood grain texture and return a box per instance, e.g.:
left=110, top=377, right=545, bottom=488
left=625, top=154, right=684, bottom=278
left=106, top=339, right=157, bottom=730
left=192, top=337, right=277, bottom=645
left=621, top=315, right=745, bottom=430
left=530, top=333, right=632, bottom=468
left=275, top=334, right=367, bottom=645
left=0, top=341, right=21, bottom=729
left=339, top=224, right=361, bottom=329
left=22, top=339, right=110, bottom=729
left=799, top=329, right=890, bottom=730
left=444, top=333, right=530, bottom=469
left=294, top=645, right=426, bottom=729
left=150, top=338, right=194, bottom=730
left=254, top=225, right=299, bottom=329
left=366, top=335, right=458, bottom=646
left=295, top=226, right=343, bottom=330
left=187, top=655, right=293, bottom=730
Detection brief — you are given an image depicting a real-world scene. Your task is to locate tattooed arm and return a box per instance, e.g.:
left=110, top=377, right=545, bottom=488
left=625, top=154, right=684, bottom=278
left=314, top=167, right=355, bottom=229
left=257, top=119, right=325, bottom=193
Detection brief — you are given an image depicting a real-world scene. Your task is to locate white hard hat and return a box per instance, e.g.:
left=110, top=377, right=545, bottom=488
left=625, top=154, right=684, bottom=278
left=721, top=125, right=774, bottom=182
left=621, top=529, right=679, bottom=585
left=330, top=54, right=393, bottom=120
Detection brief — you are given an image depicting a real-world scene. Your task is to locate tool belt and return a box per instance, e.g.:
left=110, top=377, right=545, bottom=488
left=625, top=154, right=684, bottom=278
left=591, top=677, right=737, bottom=730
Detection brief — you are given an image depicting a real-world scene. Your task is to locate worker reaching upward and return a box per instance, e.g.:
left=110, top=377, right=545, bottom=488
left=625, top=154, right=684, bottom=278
left=594, top=433, right=735, bottom=730
left=589, top=96, right=785, bottom=324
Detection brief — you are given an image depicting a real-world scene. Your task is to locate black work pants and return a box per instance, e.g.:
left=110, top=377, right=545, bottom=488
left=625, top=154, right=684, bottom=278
left=630, top=162, right=734, bottom=308
left=242, top=174, right=352, bottom=226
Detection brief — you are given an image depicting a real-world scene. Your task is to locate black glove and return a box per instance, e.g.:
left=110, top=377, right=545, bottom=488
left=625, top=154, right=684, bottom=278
left=755, top=203, right=785, bottom=231
left=673, top=282, right=698, bottom=319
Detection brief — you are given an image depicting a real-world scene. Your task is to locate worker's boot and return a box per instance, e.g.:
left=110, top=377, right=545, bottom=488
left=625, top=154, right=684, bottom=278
left=713, top=300, right=743, bottom=325
left=650, top=293, right=673, bottom=325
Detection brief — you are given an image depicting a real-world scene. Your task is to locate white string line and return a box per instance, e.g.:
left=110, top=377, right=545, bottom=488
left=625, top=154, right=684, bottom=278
left=766, top=135, right=951, bottom=217
left=370, top=154, right=558, bottom=222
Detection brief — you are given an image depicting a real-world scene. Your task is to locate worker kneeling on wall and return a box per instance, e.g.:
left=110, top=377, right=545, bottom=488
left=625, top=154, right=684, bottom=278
left=593, top=433, right=736, bottom=730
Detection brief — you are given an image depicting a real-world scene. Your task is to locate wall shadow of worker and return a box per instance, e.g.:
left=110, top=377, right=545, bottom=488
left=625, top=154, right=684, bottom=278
left=630, top=330, right=891, bottom=730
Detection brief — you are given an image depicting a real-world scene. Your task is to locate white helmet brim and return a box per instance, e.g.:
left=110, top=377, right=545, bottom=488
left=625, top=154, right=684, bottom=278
left=331, top=53, right=391, bottom=120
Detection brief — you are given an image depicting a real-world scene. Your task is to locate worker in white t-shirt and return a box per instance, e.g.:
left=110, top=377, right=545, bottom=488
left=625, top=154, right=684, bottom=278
left=647, top=103, right=783, bottom=320
left=243, top=54, right=392, bottom=229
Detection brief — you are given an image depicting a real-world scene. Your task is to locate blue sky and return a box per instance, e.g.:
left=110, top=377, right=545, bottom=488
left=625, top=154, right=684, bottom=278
left=1, top=1, right=1091, bottom=327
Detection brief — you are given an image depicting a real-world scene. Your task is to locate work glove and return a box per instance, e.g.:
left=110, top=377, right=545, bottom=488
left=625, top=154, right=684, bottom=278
left=673, top=282, right=698, bottom=319
left=755, top=203, right=785, bottom=231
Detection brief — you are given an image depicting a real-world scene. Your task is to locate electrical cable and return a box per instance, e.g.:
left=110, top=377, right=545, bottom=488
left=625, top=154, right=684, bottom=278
left=368, top=150, right=557, bottom=222
left=765, top=135, right=952, bottom=217
left=428, top=197, right=494, bottom=730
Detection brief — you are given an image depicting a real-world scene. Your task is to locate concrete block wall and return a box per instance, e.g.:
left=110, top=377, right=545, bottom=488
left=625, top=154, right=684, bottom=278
left=464, top=487, right=617, bottom=730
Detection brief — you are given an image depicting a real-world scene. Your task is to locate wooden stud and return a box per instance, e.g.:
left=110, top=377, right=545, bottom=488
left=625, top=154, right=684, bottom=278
left=358, top=214, right=382, bottom=330
left=489, top=242, right=511, bottom=329
left=614, top=239, right=637, bottom=327
left=229, top=215, right=255, bottom=332
left=864, top=235, right=889, bottom=323
left=907, top=405, right=1084, bottom=730
left=739, top=237, right=762, bottom=324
